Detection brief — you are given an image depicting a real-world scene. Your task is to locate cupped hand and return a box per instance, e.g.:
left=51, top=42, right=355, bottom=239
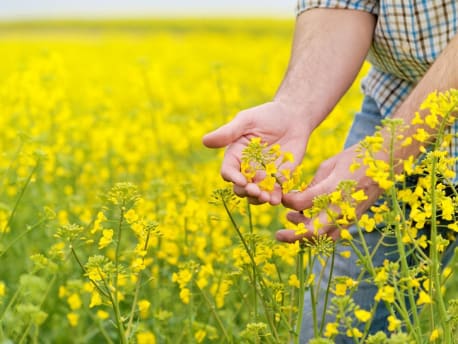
left=202, top=101, right=310, bottom=205
left=276, top=144, right=384, bottom=242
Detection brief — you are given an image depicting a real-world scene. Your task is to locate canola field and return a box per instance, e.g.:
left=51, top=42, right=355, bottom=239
left=0, top=19, right=411, bottom=343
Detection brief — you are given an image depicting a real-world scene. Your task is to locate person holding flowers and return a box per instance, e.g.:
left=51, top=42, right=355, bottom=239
left=203, top=1, right=458, bottom=342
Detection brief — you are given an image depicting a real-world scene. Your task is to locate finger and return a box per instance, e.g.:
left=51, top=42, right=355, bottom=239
left=221, top=145, right=247, bottom=185
left=282, top=178, right=331, bottom=211
left=233, top=184, right=248, bottom=198
left=268, top=188, right=282, bottom=205
left=286, top=211, right=309, bottom=224
left=275, top=229, right=309, bottom=243
left=202, top=116, right=249, bottom=149
left=247, top=197, right=266, bottom=205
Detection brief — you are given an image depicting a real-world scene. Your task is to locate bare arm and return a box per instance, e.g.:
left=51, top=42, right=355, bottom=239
left=385, top=33, right=458, bottom=161
left=203, top=9, right=376, bottom=205
left=280, top=32, right=458, bottom=242
left=275, top=9, right=376, bottom=132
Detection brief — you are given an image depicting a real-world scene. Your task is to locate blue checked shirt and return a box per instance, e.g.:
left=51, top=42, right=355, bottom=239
left=297, top=0, right=458, bottom=179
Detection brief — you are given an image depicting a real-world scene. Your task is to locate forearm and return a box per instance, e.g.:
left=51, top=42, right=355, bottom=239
left=383, top=33, right=458, bottom=163
left=275, top=8, right=376, bottom=132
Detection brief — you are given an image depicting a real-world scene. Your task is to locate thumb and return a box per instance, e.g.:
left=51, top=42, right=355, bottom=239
left=275, top=229, right=309, bottom=243
left=202, top=116, right=248, bottom=148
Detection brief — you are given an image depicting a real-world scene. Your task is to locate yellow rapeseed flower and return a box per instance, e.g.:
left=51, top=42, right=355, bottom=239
left=340, top=229, right=352, bottom=241
left=67, top=293, right=82, bottom=311
left=387, top=315, right=401, bottom=332
left=179, top=288, right=191, bottom=304
left=346, top=327, right=363, bottom=338
left=358, top=214, right=376, bottom=233
left=429, top=329, right=440, bottom=341
left=324, top=322, right=339, bottom=337
left=195, top=329, right=207, bottom=343
left=375, top=285, right=395, bottom=303
left=96, top=310, right=110, bottom=320
left=0, top=281, right=5, bottom=297
left=138, top=299, right=151, bottom=319
left=98, top=229, right=114, bottom=249
left=288, top=274, right=300, bottom=288
left=417, top=290, right=432, bottom=305
left=67, top=312, right=79, bottom=327
left=137, top=331, right=156, bottom=344
left=258, top=175, right=276, bottom=192
left=354, top=309, right=371, bottom=322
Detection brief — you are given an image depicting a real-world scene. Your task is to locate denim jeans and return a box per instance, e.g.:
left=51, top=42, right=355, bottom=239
left=299, top=96, right=458, bottom=343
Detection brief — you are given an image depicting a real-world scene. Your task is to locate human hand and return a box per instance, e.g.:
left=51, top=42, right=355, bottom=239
left=202, top=101, right=311, bottom=205
left=276, top=144, right=384, bottom=242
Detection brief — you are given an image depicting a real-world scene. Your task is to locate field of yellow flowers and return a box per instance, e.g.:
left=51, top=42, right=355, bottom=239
left=0, top=19, right=456, bottom=343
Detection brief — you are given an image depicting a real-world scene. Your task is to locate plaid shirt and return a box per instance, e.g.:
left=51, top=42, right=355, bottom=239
left=297, top=0, right=458, bottom=179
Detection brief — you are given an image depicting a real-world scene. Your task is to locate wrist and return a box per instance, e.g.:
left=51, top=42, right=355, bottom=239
left=272, top=96, right=320, bottom=135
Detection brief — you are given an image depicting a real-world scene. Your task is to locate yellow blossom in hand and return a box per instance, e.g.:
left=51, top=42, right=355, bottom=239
left=349, top=162, right=361, bottom=173
left=351, top=189, right=368, bottom=201
left=241, top=160, right=256, bottom=181
left=412, top=111, right=424, bottom=125
left=258, top=175, right=276, bottom=192
left=282, top=152, right=294, bottom=163
left=401, top=136, right=412, bottom=147
left=265, top=162, right=277, bottom=175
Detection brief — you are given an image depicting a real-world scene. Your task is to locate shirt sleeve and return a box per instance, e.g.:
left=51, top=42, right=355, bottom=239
left=296, top=0, right=379, bottom=17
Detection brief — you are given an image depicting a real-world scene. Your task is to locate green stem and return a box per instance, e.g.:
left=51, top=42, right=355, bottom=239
left=294, top=246, right=305, bottom=344
left=196, top=285, right=232, bottom=343
left=221, top=199, right=282, bottom=341
left=387, top=122, right=422, bottom=341
left=319, top=245, right=336, bottom=335
left=0, top=218, right=46, bottom=258
left=429, top=157, right=452, bottom=343
left=18, top=274, right=56, bottom=344
left=307, top=249, right=319, bottom=338
left=114, top=205, right=125, bottom=306
left=100, top=272, right=128, bottom=344
left=70, top=246, right=109, bottom=298
left=0, top=283, right=22, bottom=322
left=247, top=202, right=258, bottom=323
left=1, top=159, right=40, bottom=235
left=125, top=224, right=153, bottom=339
